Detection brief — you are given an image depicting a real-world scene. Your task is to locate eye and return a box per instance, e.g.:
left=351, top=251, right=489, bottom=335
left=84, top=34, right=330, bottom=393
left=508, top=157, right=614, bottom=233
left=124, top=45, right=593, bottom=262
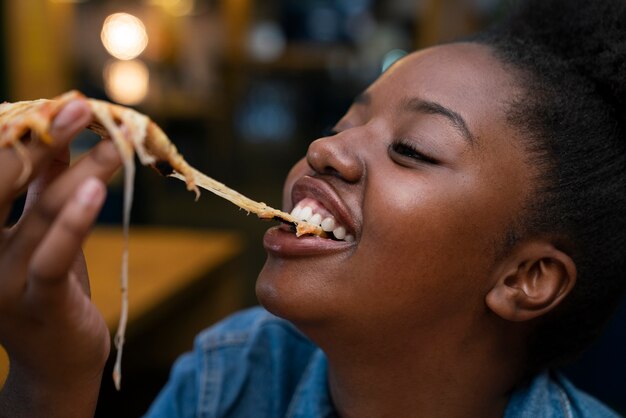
left=390, top=139, right=438, bottom=165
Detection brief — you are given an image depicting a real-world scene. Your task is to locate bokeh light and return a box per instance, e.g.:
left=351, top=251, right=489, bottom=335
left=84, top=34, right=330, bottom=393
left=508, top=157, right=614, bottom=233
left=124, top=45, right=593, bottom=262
left=101, top=13, right=148, bottom=60
left=381, top=49, right=408, bottom=72
left=235, top=83, right=296, bottom=144
left=103, top=59, right=149, bottom=105
left=161, top=0, right=195, bottom=16
left=248, top=22, right=286, bottom=62
left=148, top=0, right=195, bottom=16
left=306, top=7, right=341, bottom=42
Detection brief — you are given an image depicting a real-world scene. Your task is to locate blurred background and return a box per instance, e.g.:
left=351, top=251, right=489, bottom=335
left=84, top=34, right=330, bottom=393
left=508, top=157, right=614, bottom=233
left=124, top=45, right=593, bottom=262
left=0, top=0, right=624, bottom=416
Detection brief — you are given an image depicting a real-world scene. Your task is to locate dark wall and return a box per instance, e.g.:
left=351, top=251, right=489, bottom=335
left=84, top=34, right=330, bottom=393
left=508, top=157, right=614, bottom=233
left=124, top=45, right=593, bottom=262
left=0, top=0, right=7, bottom=100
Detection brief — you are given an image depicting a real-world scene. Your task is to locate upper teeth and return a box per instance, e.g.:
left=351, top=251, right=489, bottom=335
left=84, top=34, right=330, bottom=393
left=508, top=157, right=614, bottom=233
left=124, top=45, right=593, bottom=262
left=291, top=201, right=354, bottom=243
left=321, top=217, right=335, bottom=231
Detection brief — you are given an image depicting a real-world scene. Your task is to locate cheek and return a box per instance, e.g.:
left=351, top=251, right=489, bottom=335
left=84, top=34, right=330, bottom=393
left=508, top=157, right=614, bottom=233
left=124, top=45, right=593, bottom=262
left=353, top=174, right=500, bottom=313
left=282, top=158, right=311, bottom=208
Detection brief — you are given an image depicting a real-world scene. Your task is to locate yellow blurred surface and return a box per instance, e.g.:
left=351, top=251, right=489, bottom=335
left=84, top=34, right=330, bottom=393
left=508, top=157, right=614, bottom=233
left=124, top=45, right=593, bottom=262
left=0, top=226, right=242, bottom=387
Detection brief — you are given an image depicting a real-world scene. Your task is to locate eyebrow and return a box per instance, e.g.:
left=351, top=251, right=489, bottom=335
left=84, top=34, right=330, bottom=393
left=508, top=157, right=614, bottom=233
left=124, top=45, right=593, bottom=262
left=354, top=92, right=476, bottom=145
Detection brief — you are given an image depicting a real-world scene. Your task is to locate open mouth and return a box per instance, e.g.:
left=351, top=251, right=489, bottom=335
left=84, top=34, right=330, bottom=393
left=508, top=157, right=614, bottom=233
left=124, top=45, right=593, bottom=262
left=288, top=197, right=354, bottom=242
left=264, top=175, right=357, bottom=257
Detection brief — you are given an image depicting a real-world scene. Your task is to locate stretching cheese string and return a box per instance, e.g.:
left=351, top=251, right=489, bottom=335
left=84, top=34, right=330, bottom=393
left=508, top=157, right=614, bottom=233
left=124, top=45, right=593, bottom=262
left=112, top=158, right=134, bottom=391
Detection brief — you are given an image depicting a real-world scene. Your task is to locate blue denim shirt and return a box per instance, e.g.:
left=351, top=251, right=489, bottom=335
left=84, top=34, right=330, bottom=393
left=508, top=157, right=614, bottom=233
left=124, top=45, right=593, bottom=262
left=144, top=307, right=621, bottom=418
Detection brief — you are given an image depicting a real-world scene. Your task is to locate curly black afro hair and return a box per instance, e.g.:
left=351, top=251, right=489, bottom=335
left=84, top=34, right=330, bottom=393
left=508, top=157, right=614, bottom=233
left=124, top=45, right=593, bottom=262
left=473, top=0, right=626, bottom=371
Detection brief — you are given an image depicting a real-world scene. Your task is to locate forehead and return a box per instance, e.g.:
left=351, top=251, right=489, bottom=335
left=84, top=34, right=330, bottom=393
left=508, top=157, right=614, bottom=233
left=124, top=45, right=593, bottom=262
left=365, top=43, right=520, bottom=143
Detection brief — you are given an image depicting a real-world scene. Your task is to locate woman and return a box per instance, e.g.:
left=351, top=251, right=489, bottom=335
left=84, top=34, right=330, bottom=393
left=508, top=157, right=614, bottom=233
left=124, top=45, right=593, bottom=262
left=0, top=0, right=624, bottom=416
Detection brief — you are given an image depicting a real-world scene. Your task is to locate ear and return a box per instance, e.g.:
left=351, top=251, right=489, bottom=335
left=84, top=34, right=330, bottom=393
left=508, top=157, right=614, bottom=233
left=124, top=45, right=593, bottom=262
left=485, top=241, right=577, bottom=322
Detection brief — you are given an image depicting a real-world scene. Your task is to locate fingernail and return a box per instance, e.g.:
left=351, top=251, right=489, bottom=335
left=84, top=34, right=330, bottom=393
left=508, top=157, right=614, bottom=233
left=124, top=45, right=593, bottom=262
left=52, top=100, right=86, bottom=131
left=76, top=177, right=105, bottom=208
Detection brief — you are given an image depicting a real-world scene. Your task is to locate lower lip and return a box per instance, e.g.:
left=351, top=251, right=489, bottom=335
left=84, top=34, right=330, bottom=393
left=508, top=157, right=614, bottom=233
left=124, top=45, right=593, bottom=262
left=263, top=226, right=354, bottom=257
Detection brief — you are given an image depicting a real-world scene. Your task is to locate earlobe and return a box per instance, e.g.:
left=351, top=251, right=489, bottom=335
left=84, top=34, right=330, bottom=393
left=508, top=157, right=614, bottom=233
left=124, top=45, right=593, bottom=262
left=485, top=242, right=577, bottom=322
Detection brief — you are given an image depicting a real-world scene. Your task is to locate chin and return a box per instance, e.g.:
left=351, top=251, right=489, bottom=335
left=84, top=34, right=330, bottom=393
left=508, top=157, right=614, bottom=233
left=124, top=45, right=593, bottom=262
left=255, top=257, right=338, bottom=330
left=255, top=259, right=309, bottom=323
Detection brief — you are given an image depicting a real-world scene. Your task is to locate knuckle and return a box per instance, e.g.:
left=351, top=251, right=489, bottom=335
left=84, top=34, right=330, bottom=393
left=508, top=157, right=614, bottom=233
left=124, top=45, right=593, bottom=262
left=27, top=263, right=59, bottom=288
left=93, top=140, right=122, bottom=168
left=58, top=215, right=86, bottom=238
left=33, top=198, right=58, bottom=225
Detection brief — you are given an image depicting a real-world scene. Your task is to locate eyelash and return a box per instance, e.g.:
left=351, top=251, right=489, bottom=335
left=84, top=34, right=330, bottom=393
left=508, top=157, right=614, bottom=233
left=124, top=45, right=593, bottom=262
left=321, top=129, right=438, bottom=165
left=390, top=139, right=438, bottom=164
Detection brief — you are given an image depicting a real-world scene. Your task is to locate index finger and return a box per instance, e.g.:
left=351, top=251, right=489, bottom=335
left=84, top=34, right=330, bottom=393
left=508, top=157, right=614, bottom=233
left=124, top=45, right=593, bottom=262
left=5, top=140, right=121, bottom=265
left=0, top=100, right=92, bottom=221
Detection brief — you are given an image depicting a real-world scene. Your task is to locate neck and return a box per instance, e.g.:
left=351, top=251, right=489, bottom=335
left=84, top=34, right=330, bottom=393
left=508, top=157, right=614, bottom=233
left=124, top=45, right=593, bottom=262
left=314, top=319, right=525, bottom=418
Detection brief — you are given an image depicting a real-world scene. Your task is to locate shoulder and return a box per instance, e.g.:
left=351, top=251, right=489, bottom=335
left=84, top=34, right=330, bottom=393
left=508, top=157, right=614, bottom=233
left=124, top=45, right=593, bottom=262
left=554, top=374, right=623, bottom=418
left=195, top=305, right=311, bottom=350
left=145, top=307, right=320, bottom=418
left=506, top=371, right=623, bottom=418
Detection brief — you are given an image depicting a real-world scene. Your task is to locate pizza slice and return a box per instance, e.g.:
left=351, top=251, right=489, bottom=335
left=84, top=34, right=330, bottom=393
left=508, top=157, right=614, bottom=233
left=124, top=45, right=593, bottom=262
left=0, top=90, right=323, bottom=389
left=0, top=90, right=323, bottom=236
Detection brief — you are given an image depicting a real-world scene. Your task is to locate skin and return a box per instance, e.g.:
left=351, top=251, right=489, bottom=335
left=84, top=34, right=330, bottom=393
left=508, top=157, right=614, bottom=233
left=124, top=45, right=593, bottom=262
left=0, top=100, right=121, bottom=418
left=0, top=43, right=576, bottom=417
left=257, top=43, right=576, bottom=418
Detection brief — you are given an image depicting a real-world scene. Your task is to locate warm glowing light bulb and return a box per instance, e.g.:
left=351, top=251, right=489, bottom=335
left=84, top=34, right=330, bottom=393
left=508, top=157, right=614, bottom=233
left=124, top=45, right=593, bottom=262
left=101, top=13, right=148, bottom=60
left=103, top=60, right=149, bottom=105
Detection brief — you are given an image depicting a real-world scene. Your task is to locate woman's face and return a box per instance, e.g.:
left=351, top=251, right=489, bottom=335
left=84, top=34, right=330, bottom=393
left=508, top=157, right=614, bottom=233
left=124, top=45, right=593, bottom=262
left=257, top=43, right=535, bottom=344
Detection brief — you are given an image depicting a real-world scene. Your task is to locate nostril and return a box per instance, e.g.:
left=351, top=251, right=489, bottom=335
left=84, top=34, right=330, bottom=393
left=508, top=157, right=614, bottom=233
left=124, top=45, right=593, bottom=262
left=323, top=166, right=341, bottom=178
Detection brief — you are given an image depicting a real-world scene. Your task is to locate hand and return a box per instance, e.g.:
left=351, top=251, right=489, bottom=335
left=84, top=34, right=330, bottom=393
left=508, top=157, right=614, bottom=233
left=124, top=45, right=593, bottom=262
left=0, top=100, right=122, bottom=417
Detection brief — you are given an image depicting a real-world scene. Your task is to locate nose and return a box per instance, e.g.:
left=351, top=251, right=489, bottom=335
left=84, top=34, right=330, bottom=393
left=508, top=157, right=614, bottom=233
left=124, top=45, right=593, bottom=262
left=306, top=132, right=364, bottom=183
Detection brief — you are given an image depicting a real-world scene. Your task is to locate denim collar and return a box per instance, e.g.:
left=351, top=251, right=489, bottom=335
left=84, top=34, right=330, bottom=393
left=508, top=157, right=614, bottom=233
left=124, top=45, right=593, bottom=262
left=286, top=353, right=595, bottom=418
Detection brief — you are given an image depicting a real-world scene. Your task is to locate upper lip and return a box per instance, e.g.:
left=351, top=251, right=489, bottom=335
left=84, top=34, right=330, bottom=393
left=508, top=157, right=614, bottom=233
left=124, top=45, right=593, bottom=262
left=290, top=175, right=358, bottom=237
